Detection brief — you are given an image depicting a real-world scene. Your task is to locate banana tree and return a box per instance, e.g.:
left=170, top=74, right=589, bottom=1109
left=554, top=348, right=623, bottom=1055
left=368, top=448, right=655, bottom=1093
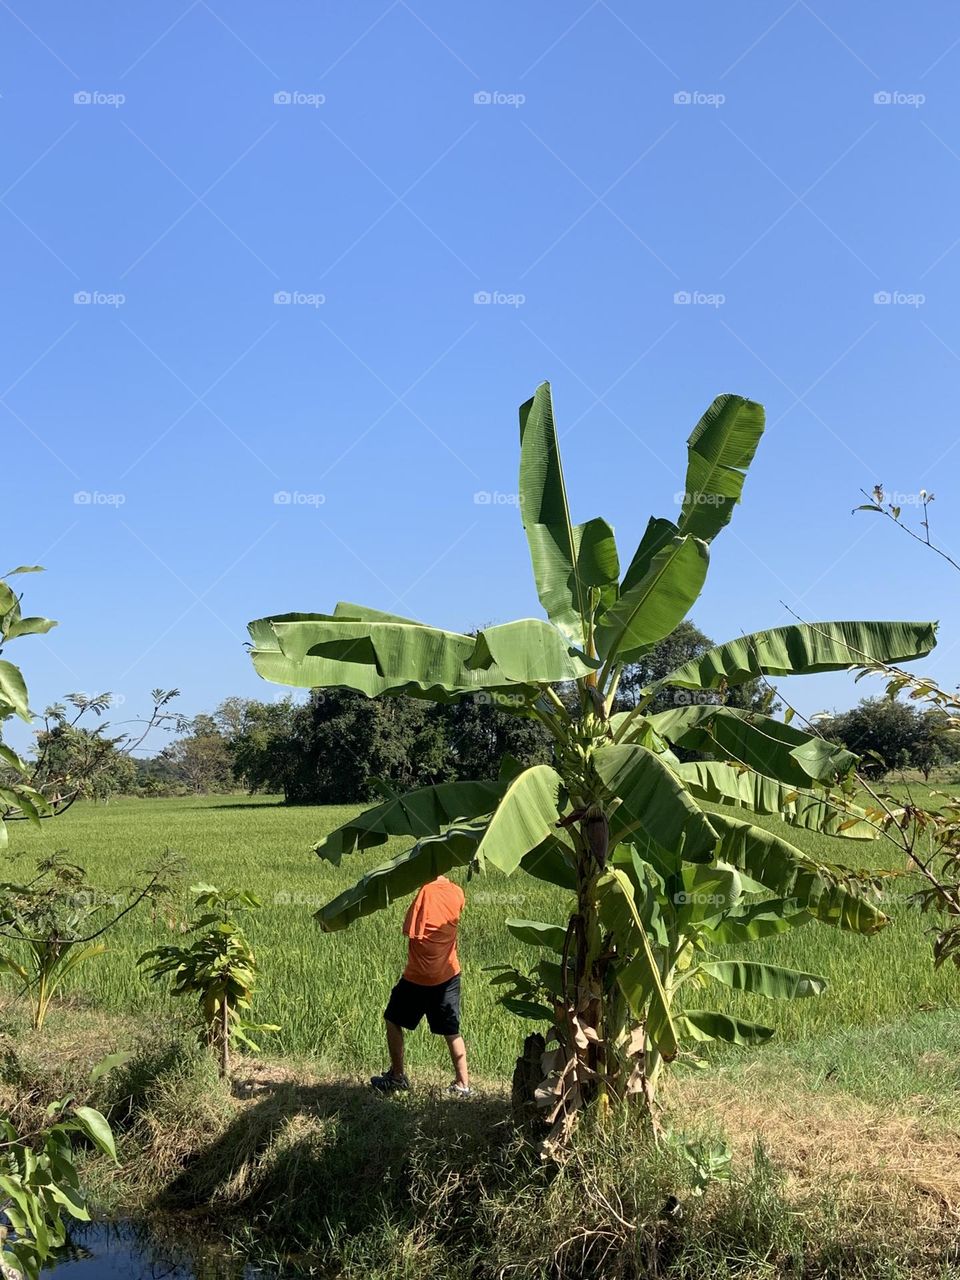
left=247, top=384, right=936, bottom=1138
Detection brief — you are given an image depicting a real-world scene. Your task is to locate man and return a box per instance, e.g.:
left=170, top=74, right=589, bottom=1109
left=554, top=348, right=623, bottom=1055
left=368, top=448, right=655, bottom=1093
left=370, top=873, right=471, bottom=1096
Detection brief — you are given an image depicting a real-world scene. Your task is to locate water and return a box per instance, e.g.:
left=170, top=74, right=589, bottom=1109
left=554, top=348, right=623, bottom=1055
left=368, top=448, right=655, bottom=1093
left=40, top=1222, right=266, bottom=1280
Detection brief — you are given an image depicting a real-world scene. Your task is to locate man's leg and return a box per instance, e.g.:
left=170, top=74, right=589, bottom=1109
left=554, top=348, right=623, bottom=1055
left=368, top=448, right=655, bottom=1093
left=386, top=1018, right=406, bottom=1078
left=372, top=981, right=415, bottom=1090
left=445, top=1033, right=469, bottom=1089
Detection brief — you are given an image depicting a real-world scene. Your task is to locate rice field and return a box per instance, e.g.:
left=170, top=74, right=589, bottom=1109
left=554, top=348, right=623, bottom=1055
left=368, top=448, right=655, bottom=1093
left=6, top=793, right=960, bottom=1083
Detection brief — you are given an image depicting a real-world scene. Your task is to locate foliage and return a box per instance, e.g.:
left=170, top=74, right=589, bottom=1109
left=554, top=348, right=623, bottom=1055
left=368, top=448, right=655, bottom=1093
left=0, top=1093, right=116, bottom=1280
left=437, top=691, right=554, bottom=783
left=291, top=689, right=449, bottom=803
left=28, top=690, right=186, bottom=811
left=0, top=567, right=57, bottom=849
left=221, top=696, right=301, bottom=797
left=855, top=484, right=955, bottom=572
left=223, top=690, right=553, bottom=804
left=816, top=696, right=954, bottom=780
left=0, top=852, right=177, bottom=1030
left=138, top=884, right=279, bottom=1076
left=247, top=383, right=935, bottom=1141
left=159, top=715, right=234, bottom=794
left=851, top=481, right=960, bottom=969
left=855, top=483, right=960, bottom=962
left=32, top=715, right=136, bottom=804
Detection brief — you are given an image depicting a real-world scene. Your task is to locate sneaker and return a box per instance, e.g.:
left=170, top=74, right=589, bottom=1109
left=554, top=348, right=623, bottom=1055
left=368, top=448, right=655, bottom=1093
left=447, top=1081, right=472, bottom=1098
left=370, top=1070, right=410, bottom=1093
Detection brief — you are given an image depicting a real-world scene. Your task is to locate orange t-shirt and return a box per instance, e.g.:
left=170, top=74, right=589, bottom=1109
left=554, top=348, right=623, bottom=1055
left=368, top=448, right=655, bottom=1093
left=402, top=876, right=465, bottom=986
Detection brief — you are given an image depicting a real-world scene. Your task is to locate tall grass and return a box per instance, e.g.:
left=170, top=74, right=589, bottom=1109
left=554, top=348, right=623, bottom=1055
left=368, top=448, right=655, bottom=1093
left=6, top=794, right=960, bottom=1081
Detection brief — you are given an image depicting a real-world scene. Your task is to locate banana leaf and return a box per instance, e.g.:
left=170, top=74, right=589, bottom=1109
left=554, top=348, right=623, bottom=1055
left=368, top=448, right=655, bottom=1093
left=314, top=779, right=506, bottom=864
left=250, top=613, right=591, bottom=701
left=710, top=812, right=888, bottom=934
left=655, top=620, right=937, bottom=691
left=675, top=1010, right=774, bottom=1046
left=650, top=705, right=857, bottom=784
left=316, top=827, right=481, bottom=932
left=673, top=760, right=875, bottom=838
left=593, top=744, right=718, bottom=865
left=676, top=395, right=765, bottom=541
left=476, top=765, right=565, bottom=874
left=595, top=536, right=708, bottom=662
left=697, top=959, right=826, bottom=999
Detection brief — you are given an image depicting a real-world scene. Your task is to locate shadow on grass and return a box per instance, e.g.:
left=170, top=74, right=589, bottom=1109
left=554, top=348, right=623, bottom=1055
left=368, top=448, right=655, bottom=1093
left=203, top=800, right=289, bottom=810
left=153, top=1073, right=514, bottom=1260
left=127, top=1051, right=956, bottom=1280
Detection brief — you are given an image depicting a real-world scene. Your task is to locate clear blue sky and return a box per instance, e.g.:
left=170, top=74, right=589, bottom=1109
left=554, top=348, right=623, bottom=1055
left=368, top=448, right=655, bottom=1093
left=5, top=1, right=960, bottom=751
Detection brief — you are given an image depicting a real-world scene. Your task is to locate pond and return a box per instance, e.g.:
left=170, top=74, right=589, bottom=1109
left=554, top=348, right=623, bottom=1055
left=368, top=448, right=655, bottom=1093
left=40, top=1222, right=273, bottom=1279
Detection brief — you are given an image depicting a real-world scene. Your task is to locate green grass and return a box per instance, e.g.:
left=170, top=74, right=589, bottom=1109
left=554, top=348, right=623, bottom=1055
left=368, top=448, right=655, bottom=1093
left=6, top=792, right=960, bottom=1086
left=4, top=790, right=960, bottom=1279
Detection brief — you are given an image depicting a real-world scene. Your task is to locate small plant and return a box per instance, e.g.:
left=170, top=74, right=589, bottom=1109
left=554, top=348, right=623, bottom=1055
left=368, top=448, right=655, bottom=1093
left=0, top=853, right=177, bottom=1030
left=0, top=1094, right=116, bottom=1280
left=669, top=1133, right=733, bottom=1195
left=138, top=884, right=279, bottom=1077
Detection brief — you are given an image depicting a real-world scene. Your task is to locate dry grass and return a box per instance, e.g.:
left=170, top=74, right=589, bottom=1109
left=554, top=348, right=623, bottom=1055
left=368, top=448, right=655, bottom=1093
left=671, top=1064, right=960, bottom=1243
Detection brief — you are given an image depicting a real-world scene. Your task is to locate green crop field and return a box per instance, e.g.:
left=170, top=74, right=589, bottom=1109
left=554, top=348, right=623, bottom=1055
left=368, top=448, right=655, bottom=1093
left=7, top=793, right=960, bottom=1084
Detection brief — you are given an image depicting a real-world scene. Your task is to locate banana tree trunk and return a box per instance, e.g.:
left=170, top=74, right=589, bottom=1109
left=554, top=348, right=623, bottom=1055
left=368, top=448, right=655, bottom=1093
left=566, top=808, right=612, bottom=1109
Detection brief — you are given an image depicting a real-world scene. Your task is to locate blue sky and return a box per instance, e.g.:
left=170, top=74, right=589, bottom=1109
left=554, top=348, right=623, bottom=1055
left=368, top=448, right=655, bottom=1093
left=5, top=1, right=960, bottom=752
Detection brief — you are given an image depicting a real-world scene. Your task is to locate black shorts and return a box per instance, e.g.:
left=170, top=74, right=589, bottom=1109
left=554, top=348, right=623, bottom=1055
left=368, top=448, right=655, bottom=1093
left=384, top=974, right=461, bottom=1036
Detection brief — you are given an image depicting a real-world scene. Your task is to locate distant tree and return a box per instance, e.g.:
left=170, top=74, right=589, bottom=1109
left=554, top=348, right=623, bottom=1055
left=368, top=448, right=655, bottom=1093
left=160, top=716, right=233, bottom=793
left=209, top=695, right=253, bottom=738
left=226, top=697, right=301, bottom=798
left=282, top=690, right=449, bottom=804
left=818, top=696, right=940, bottom=780
left=912, top=710, right=946, bottom=781
left=33, top=721, right=136, bottom=803
left=218, top=691, right=552, bottom=803
left=438, top=694, right=553, bottom=780
left=132, top=752, right=183, bottom=795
